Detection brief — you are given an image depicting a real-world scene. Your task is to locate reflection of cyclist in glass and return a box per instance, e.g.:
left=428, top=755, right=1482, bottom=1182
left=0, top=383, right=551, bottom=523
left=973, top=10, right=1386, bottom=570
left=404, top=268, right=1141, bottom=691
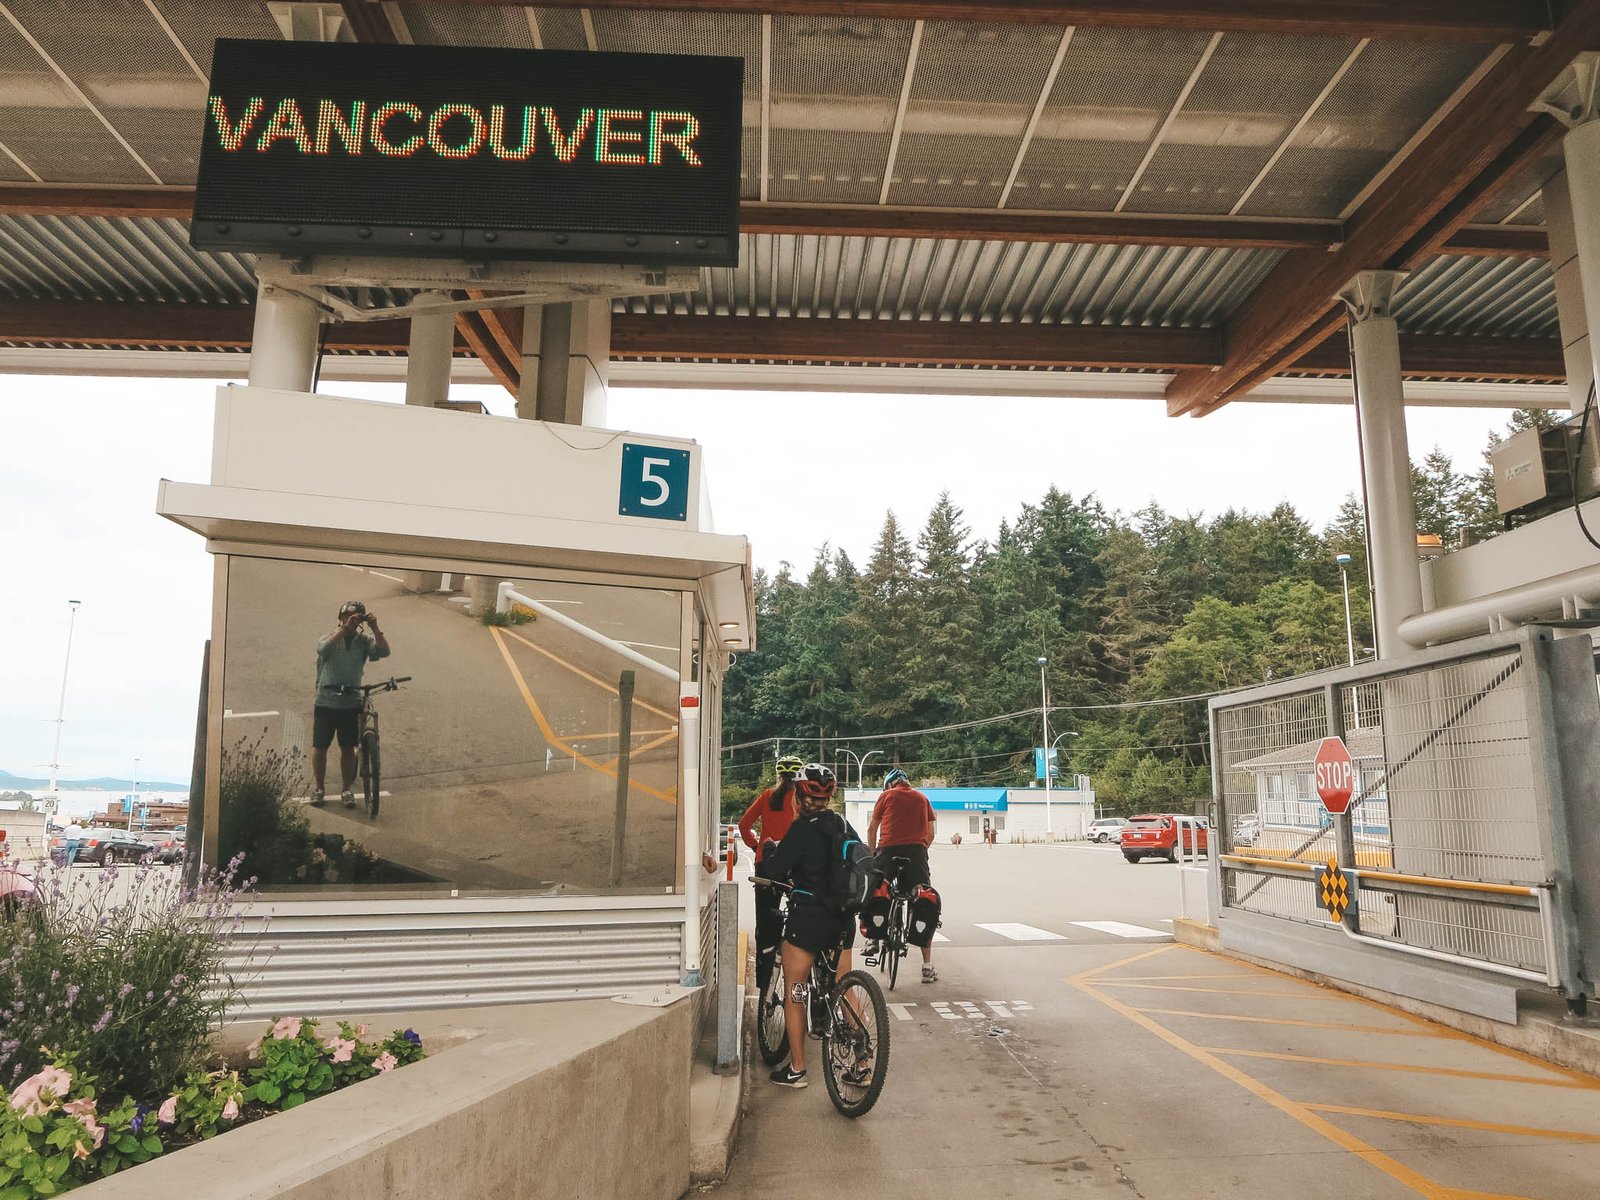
left=311, top=600, right=390, bottom=808
left=740, top=755, right=803, bottom=995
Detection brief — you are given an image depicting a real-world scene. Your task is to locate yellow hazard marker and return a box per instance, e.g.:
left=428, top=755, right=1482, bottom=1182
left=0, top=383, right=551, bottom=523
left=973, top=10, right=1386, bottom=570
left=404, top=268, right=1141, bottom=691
left=1319, top=858, right=1352, bottom=923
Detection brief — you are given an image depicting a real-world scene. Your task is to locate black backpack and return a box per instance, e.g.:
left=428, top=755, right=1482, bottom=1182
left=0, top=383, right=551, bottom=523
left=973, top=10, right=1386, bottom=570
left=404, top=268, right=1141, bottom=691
left=821, top=812, right=878, bottom=915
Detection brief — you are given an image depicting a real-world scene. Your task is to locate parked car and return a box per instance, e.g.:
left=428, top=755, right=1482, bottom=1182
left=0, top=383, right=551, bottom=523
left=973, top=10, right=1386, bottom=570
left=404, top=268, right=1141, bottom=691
left=1087, top=817, right=1131, bottom=844
left=1120, top=814, right=1209, bottom=863
left=78, top=829, right=154, bottom=867
left=155, top=829, right=187, bottom=865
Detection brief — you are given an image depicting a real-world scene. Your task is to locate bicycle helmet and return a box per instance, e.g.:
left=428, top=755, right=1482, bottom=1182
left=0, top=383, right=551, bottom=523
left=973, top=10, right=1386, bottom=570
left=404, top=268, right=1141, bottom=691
left=338, top=600, right=367, bottom=619
left=775, top=754, right=805, bottom=776
left=884, top=768, right=909, bottom=787
left=794, top=763, right=836, bottom=800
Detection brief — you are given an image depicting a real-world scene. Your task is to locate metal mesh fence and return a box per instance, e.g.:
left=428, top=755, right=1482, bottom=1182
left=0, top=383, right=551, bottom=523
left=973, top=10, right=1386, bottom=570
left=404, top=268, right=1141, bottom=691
left=1355, top=884, right=1545, bottom=974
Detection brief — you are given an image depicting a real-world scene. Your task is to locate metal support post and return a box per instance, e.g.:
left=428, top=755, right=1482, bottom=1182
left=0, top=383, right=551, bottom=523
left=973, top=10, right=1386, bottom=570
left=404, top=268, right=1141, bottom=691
left=681, top=684, right=704, bottom=987
left=714, top=880, right=741, bottom=1074
left=1324, top=682, right=1357, bottom=886
left=610, top=670, right=636, bottom=888
left=404, top=290, right=454, bottom=407
left=1339, top=270, right=1423, bottom=660
left=1536, top=55, right=1600, bottom=415
left=523, top=300, right=610, bottom=425
left=247, top=281, right=322, bottom=392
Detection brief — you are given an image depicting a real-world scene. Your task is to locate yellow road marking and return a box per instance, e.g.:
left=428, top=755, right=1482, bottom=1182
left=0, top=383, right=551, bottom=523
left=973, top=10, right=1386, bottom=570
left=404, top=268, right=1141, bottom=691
left=489, top=626, right=677, bottom=806
left=1069, top=948, right=1536, bottom=1200
left=1306, top=1103, right=1600, bottom=1144
left=565, top=728, right=677, bottom=740
left=1098, top=972, right=1265, bottom=983
left=1129, top=1007, right=1444, bottom=1036
left=1183, top=946, right=1600, bottom=1089
left=634, top=728, right=680, bottom=756
left=1101, top=982, right=1342, bottom=999
left=1204, top=1047, right=1600, bottom=1090
left=738, top=930, right=747, bottom=987
left=497, top=625, right=677, bottom=722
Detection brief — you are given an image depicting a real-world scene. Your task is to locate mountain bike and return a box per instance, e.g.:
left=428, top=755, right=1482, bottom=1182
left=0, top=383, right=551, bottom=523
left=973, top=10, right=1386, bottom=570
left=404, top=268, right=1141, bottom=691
left=339, top=676, right=410, bottom=818
left=874, top=853, right=919, bottom=992
left=752, top=878, right=891, bottom=1118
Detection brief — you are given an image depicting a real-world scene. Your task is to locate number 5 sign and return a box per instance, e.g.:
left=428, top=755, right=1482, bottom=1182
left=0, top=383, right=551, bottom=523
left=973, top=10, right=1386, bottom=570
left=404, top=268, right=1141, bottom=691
left=619, top=442, right=691, bottom=521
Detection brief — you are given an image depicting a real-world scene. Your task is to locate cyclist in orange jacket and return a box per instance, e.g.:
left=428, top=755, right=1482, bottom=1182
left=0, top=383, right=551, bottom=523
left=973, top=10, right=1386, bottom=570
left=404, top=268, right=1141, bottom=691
left=740, top=755, right=803, bottom=993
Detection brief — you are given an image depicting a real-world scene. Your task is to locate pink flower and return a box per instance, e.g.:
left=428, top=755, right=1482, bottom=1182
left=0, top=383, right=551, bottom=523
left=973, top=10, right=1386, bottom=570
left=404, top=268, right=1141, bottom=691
left=63, top=1097, right=96, bottom=1120
left=245, top=1037, right=262, bottom=1060
left=157, top=1096, right=177, bottom=1125
left=8, top=1066, right=71, bottom=1116
left=221, top=1098, right=240, bottom=1121
left=356, top=1024, right=370, bottom=1039
left=8, top=1078, right=45, bottom=1117
left=373, top=1052, right=398, bottom=1073
left=271, top=1016, right=303, bottom=1040
left=72, top=1139, right=91, bottom=1160
left=324, top=1036, right=355, bottom=1064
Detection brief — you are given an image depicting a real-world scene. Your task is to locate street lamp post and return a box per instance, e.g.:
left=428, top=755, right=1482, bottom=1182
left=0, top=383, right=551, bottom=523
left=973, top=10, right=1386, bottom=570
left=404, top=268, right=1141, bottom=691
left=834, top=748, right=882, bottom=791
left=46, top=599, right=82, bottom=818
left=1335, top=553, right=1356, bottom=667
left=1038, top=656, right=1052, bottom=838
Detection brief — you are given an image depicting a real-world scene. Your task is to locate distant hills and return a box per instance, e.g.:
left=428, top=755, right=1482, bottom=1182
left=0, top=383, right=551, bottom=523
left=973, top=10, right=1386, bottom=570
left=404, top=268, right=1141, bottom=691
left=0, top=769, right=189, bottom=792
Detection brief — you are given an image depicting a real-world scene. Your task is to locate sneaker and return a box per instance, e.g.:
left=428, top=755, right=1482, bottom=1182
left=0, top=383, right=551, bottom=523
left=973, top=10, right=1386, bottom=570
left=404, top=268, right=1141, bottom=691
left=842, top=1061, right=872, bottom=1086
left=341, top=790, right=356, bottom=808
left=921, top=964, right=938, bottom=984
left=769, top=1065, right=807, bottom=1089
left=309, top=788, right=325, bottom=807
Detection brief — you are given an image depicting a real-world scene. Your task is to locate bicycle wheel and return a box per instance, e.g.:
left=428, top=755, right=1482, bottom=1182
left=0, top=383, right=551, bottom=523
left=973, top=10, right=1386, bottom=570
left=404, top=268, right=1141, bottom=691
left=886, top=900, right=904, bottom=992
left=756, top=959, right=789, bottom=1066
left=361, top=729, right=380, bottom=818
left=821, top=970, right=890, bottom=1118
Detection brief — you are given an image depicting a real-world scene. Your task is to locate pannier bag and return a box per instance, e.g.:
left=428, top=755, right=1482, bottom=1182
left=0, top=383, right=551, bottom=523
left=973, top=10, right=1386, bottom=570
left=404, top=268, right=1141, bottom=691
left=859, top=886, right=891, bottom=940
left=906, top=884, right=942, bottom=947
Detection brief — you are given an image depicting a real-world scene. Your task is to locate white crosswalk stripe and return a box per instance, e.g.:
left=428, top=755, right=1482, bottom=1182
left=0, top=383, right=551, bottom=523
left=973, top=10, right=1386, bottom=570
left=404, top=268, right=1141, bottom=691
left=1071, top=920, right=1170, bottom=939
left=975, top=922, right=1067, bottom=941
left=932, top=931, right=951, bottom=943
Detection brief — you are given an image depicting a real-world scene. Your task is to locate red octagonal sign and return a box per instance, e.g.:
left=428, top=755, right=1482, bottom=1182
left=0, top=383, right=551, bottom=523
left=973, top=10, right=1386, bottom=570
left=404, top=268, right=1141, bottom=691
left=1313, top=736, right=1355, bottom=815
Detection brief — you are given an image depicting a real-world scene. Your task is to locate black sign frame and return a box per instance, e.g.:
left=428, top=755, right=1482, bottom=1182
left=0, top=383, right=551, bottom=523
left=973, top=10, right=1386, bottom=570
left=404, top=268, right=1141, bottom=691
left=191, top=39, right=744, bottom=266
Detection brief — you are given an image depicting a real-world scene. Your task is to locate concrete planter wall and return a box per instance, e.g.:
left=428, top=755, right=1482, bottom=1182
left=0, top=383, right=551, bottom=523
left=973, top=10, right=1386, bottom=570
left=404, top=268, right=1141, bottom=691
left=75, top=997, right=691, bottom=1200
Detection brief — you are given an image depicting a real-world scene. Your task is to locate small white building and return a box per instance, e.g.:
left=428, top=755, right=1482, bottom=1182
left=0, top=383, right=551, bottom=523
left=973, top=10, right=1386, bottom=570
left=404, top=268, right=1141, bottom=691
left=844, top=778, right=1097, bottom=843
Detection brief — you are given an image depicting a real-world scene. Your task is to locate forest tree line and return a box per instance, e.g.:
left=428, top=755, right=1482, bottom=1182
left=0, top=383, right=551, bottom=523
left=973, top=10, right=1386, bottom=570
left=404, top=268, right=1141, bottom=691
left=719, top=409, right=1554, bottom=817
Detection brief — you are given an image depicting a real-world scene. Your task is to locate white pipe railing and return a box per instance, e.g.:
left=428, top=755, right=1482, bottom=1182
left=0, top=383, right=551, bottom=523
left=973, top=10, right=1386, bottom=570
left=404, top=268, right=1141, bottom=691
left=1398, top=562, right=1600, bottom=647
left=496, top=582, right=678, bottom=681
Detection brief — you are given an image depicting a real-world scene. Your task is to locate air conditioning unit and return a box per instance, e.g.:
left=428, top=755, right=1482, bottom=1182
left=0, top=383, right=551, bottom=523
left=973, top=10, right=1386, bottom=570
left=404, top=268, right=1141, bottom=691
left=1490, top=413, right=1600, bottom=523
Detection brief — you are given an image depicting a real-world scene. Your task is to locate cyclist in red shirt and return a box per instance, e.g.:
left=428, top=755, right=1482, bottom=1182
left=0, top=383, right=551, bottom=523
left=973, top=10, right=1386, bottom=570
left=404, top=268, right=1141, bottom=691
left=868, top=768, right=939, bottom=983
left=740, top=755, right=804, bottom=994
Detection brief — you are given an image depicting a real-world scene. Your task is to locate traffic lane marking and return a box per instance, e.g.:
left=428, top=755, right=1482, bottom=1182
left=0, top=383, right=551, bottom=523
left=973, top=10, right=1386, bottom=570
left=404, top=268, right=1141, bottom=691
left=496, top=625, right=678, bottom=722
left=1306, top=1103, right=1600, bottom=1146
left=1072, top=920, right=1170, bottom=939
left=1127, top=1007, right=1449, bottom=1037
left=1102, top=982, right=1351, bottom=999
left=888, top=1000, right=1034, bottom=1021
left=1069, top=947, right=1538, bottom=1200
left=974, top=922, right=1067, bottom=941
left=1203, top=1047, right=1600, bottom=1091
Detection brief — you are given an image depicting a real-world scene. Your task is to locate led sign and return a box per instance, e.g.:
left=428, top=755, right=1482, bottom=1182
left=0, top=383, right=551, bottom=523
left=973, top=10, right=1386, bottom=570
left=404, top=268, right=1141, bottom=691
left=191, top=40, right=743, bottom=265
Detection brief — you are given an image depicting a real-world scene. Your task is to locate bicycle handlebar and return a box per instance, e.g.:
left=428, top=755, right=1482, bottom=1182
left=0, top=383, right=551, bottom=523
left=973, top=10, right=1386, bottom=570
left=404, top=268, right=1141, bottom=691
left=337, top=676, right=412, bottom=697
left=748, top=876, right=793, bottom=892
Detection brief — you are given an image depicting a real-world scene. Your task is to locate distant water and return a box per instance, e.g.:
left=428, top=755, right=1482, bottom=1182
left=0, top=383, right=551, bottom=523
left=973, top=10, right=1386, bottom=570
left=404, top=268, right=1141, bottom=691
left=0, top=788, right=189, bottom=824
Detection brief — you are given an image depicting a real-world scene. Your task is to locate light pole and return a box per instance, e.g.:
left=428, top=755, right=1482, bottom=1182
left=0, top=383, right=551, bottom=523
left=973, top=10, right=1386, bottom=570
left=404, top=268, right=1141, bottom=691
left=1335, top=553, right=1356, bottom=666
left=46, top=599, right=82, bottom=818
left=1038, top=656, right=1052, bottom=838
left=834, top=748, right=882, bottom=791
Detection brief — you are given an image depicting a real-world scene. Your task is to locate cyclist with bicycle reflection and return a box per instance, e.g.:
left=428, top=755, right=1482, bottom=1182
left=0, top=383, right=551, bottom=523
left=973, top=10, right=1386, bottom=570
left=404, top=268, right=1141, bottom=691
left=759, top=763, right=864, bottom=1089
left=739, top=755, right=803, bottom=998
left=310, top=600, right=391, bottom=808
left=868, top=768, right=938, bottom=983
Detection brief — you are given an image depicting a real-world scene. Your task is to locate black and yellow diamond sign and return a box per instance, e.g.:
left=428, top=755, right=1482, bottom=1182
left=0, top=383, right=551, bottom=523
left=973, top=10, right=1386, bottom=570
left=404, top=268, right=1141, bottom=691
left=1318, top=859, right=1352, bottom=923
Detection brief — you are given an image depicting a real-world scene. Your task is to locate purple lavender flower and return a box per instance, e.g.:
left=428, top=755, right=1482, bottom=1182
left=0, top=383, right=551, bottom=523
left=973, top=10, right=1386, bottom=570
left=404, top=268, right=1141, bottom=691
left=64, top=985, right=79, bottom=1007
left=92, top=1009, right=112, bottom=1034
left=118, top=983, right=134, bottom=998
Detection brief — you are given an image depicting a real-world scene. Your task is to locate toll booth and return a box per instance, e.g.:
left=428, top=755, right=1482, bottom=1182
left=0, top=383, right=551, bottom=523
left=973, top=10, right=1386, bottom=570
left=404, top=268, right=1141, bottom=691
left=158, top=384, right=753, bottom=1014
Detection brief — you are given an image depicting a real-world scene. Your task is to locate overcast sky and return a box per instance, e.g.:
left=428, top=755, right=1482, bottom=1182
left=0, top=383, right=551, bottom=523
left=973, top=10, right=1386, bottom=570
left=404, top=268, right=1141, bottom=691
left=0, top=373, right=1518, bottom=782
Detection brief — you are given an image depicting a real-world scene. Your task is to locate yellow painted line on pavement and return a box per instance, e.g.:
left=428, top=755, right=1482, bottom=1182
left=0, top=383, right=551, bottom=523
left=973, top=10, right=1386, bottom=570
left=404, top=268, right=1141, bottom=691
left=489, top=626, right=677, bottom=806
left=566, top=728, right=677, bottom=740
left=498, top=625, right=677, bottom=722
left=1204, top=1047, right=1600, bottom=1090
left=1099, top=972, right=1264, bottom=983
left=738, top=931, right=747, bottom=986
left=1069, top=948, right=1536, bottom=1200
left=1101, top=982, right=1344, bottom=999
left=1129, top=1007, right=1445, bottom=1036
left=1305, top=1103, right=1600, bottom=1144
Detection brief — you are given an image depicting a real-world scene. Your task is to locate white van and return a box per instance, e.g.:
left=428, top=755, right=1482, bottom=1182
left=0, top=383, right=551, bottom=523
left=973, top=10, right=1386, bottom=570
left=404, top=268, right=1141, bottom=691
left=1086, top=817, right=1131, bottom=844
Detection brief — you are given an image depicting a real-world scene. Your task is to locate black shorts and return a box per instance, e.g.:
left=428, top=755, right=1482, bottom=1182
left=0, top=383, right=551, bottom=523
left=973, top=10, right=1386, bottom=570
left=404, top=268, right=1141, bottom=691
left=877, top=843, right=930, bottom=889
left=312, top=706, right=360, bottom=750
left=784, top=898, right=856, bottom=956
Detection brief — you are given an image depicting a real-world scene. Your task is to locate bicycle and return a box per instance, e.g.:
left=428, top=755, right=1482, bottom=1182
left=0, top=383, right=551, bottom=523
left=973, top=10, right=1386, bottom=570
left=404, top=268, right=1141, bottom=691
left=338, top=676, right=410, bottom=818
left=751, top=878, right=891, bottom=1118
left=871, top=854, right=919, bottom=992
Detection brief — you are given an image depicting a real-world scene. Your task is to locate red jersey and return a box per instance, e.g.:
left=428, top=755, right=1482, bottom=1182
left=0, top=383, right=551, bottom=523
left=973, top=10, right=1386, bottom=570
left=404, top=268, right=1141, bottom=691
left=739, top=785, right=797, bottom=860
left=871, top=784, right=934, bottom=849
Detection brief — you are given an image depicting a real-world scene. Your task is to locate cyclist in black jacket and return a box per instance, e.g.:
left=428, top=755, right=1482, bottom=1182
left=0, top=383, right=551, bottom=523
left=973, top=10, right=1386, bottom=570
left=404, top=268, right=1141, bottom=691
left=760, top=762, right=862, bottom=1089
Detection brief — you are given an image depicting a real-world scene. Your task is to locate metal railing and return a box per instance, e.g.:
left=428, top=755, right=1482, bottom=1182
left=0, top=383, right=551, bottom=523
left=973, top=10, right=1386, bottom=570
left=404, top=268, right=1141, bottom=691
left=1210, top=626, right=1598, bottom=1006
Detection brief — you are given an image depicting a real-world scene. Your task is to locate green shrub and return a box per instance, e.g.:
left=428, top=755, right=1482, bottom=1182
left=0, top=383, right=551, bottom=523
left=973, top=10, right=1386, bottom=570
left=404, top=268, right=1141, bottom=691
left=479, top=607, right=535, bottom=627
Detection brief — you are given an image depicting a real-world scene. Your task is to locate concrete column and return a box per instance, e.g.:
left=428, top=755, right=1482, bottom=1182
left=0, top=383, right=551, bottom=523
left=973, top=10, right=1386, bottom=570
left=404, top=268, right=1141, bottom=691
left=517, top=300, right=611, bottom=425
left=1543, top=172, right=1592, bottom=416
left=1339, top=269, right=1424, bottom=660
left=404, top=290, right=454, bottom=408
left=1542, top=56, right=1600, bottom=414
left=247, top=282, right=321, bottom=392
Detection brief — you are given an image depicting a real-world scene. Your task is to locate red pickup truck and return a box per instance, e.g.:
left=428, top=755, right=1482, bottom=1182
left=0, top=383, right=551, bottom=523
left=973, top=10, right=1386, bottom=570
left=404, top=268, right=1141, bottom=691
left=1120, top=813, right=1208, bottom=864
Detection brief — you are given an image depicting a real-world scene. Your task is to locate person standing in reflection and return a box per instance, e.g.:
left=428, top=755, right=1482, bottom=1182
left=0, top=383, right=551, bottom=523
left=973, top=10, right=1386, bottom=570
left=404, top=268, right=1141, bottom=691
left=310, top=600, right=390, bottom=808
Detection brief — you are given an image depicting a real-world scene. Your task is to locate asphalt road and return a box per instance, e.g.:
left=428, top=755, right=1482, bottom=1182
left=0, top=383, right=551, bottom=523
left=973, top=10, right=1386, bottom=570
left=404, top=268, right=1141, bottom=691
left=713, top=843, right=1600, bottom=1199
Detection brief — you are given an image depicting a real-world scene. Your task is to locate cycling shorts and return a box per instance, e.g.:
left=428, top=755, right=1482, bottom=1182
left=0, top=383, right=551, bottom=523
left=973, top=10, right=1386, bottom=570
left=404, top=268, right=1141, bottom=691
left=877, top=843, right=930, bottom=890
left=312, top=706, right=360, bottom=750
left=784, top=897, right=856, bottom=956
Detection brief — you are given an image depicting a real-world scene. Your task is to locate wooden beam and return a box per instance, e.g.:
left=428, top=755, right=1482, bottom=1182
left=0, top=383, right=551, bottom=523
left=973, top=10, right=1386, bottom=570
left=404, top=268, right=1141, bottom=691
left=453, top=310, right=519, bottom=393
left=1164, top=4, right=1600, bottom=417
left=1290, top=332, right=1564, bottom=382
left=0, top=299, right=423, bottom=350
left=404, top=0, right=1545, bottom=42
left=1444, top=223, right=1550, bottom=258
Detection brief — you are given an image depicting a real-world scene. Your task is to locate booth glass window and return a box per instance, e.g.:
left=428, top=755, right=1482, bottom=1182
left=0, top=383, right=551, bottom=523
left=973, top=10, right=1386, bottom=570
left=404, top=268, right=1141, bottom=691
left=217, top=556, right=684, bottom=895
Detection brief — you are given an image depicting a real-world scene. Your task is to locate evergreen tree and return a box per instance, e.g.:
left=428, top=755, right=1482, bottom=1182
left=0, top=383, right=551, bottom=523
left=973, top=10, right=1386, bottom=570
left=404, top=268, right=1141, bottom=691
left=845, top=512, right=921, bottom=727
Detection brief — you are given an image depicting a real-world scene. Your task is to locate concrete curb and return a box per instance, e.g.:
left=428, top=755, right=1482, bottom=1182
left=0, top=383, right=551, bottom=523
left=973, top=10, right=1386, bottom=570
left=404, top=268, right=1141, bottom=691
left=1174, top=919, right=1600, bottom=1078
left=687, top=994, right=748, bottom=1187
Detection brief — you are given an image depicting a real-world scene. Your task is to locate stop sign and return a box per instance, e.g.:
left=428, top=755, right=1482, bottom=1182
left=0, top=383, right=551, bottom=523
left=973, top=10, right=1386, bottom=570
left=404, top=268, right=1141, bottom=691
left=1313, top=736, right=1355, bottom=815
